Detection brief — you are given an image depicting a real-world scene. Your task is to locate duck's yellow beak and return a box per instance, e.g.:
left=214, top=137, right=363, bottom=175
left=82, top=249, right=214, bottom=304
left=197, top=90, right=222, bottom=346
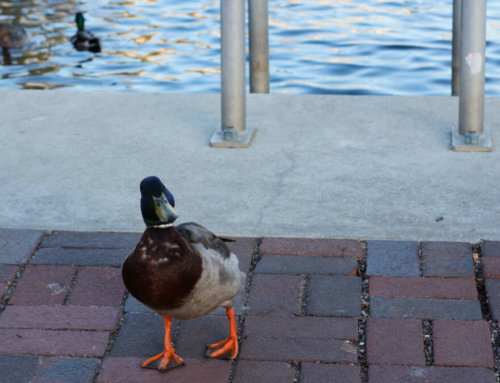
left=153, top=193, right=179, bottom=223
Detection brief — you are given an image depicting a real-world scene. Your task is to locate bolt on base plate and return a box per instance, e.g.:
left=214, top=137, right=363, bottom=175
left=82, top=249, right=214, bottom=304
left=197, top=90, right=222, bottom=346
left=209, top=126, right=256, bottom=148
left=451, top=125, right=492, bottom=152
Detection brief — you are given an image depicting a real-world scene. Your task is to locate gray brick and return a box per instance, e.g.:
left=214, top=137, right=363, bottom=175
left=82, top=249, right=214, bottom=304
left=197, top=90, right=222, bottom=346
left=175, top=315, right=238, bottom=358
left=366, top=240, right=419, bottom=277
left=481, top=241, right=500, bottom=257
left=370, top=296, right=482, bottom=319
left=246, top=274, right=303, bottom=315
left=369, top=365, right=496, bottom=383
left=109, top=312, right=166, bottom=357
left=0, top=355, right=38, bottom=383
left=41, top=231, right=140, bottom=249
left=485, top=279, right=500, bottom=320
left=0, top=229, right=44, bottom=264
left=32, top=247, right=127, bottom=266
left=123, top=295, right=153, bottom=313
left=244, top=315, right=358, bottom=341
left=31, top=358, right=99, bottom=383
left=255, top=255, right=357, bottom=275
left=97, top=357, right=230, bottom=383
left=307, top=275, right=360, bottom=317
left=422, top=242, right=473, bottom=277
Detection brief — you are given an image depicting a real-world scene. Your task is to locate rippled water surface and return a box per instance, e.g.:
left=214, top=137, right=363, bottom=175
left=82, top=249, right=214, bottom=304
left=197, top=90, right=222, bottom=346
left=1, top=0, right=500, bottom=95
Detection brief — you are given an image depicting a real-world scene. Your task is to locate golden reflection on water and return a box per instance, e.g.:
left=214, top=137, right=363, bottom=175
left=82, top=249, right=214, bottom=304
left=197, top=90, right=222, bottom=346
left=0, top=0, right=499, bottom=94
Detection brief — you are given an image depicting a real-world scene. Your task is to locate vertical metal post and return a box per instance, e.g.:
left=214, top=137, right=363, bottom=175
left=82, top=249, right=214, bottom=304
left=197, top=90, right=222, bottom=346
left=451, top=0, right=461, bottom=96
left=210, top=0, right=255, bottom=148
left=249, top=0, right=270, bottom=93
left=451, top=0, right=491, bottom=151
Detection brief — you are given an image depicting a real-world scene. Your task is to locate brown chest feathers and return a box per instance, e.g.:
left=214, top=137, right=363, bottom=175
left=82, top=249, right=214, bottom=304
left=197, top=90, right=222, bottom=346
left=122, top=227, right=202, bottom=311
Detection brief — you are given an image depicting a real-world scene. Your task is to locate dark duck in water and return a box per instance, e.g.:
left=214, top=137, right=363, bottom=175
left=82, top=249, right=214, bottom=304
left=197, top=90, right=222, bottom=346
left=71, top=12, right=101, bottom=53
left=0, top=23, right=28, bottom=64
left=122, top=176, right=241, bottom=371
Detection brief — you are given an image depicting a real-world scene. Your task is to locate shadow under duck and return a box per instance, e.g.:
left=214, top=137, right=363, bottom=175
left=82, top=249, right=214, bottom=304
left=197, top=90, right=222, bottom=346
left=122, top=176, right=241, bottom=371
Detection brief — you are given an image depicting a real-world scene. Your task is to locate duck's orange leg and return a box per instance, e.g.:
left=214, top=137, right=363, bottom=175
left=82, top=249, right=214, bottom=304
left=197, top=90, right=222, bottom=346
left=141, top=316, right=184, bottom=371
left=208, top=307, right=238, bottom=359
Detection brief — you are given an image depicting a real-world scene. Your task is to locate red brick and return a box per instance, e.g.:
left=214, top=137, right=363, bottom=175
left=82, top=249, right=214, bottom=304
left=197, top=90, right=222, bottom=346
left=367, top=318, right=425, bottom=365
left=301, top=363, right=360, bottom=383
left=0, top=305, right=120, bottom=330
left=245, top=274, right=303, bottom=315
left=0, top=328, right=110, bottom=357
left=255, top=254, right=358, bottom=276
left=370, top=276, right=477, bottom=300
left=369, top=365, right=496, bottom=383
left=260, top=237, right=363, bottom=258
left=244, top=315, right=358, bottom=341
left=233, top=361, right=295, bottom=383
left=67, top=266, right=125, bottom=306
left=433, top=320, right=493, bottom=367
left=240, top=335, right=358, bottom=363
left=97, top=357, right=230, bottom=383
left=9, top=265, right=76, bottom=305
left=482, top=257, right=500, bottom=278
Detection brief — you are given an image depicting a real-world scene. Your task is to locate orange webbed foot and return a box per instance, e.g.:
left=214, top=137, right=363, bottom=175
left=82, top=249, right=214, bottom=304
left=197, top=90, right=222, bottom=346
left=208, top=335, right=239, bottom=359
left=141, top=349, right=184, bottom=371
left=141, top=315, right=185, bottom=371
left=207, top=307, right=239, bottom=360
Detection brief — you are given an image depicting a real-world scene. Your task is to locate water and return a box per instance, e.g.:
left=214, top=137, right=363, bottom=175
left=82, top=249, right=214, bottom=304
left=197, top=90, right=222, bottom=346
left=1, top=0, right=500, bottom=95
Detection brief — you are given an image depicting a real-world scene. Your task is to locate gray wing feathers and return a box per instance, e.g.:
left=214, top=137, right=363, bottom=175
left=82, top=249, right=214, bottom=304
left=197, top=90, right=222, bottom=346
left=176, top=222, right=231, bottom=259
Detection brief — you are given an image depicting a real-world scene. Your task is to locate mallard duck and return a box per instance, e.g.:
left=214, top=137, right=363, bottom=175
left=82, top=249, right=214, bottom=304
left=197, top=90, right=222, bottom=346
left=71, top=12, right=101, bottom=53
left=122, top=176, right=241, bottom=371
left=0, top=24, right=27, bottom=49
left=0, top=24, right=28, bottom=65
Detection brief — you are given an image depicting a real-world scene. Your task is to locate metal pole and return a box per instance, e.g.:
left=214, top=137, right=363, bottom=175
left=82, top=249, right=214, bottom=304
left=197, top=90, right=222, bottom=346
left=451, top=0, right=461, bottom=96
left=249, top=0, right=270, bottom=93
left=451, top=0, right=491, bottom=151
left=210, top=0, right=255, bottom=148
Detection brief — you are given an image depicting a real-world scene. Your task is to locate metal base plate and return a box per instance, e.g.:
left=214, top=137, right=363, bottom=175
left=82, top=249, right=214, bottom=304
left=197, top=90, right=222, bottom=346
left=209, top=126, right=256, bottom=148
left=451, top=125, right=492, bottom=152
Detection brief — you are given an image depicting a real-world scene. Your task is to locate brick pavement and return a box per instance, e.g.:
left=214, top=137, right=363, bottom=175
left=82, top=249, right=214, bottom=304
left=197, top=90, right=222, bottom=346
left=0, top=229, right=498, bottom=382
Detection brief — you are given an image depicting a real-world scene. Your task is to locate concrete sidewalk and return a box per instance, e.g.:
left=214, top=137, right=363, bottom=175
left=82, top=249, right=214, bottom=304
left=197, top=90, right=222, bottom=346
left=1, top=228, right=500, bottom=382
left=1, top=90, right=500, bottom=241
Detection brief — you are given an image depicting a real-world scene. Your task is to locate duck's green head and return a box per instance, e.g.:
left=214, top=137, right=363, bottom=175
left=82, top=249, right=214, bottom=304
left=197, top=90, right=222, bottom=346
left=75, top=12, right=85, bottom=31
left=140, top=176, right=179, bottom=227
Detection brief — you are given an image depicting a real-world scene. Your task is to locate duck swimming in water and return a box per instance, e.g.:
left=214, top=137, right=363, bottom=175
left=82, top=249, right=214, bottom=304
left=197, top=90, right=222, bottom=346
left=122, top=176, right=241, bottom=371
left=71, top=12, right=101, bottom=53
left=0, top=24, right=28, bottom=64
